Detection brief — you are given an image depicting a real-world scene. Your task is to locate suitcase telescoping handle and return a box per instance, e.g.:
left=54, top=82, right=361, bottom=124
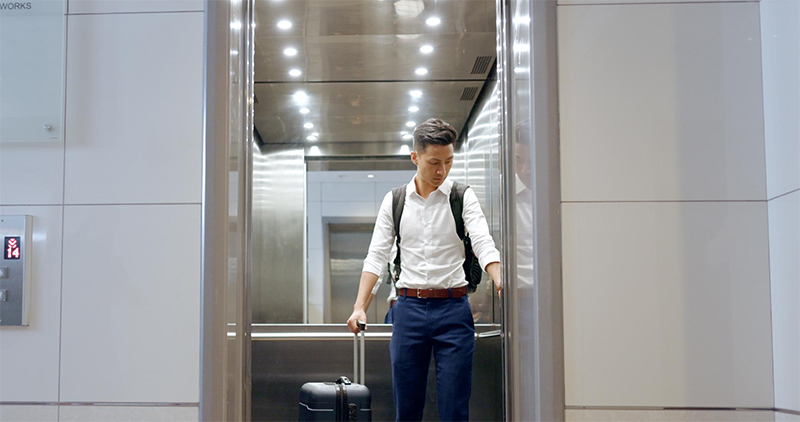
left=353, top=320, right=366, bottom=384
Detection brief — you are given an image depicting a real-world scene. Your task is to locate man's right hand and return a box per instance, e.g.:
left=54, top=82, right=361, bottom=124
left=347, top=309, right=367, bottom=334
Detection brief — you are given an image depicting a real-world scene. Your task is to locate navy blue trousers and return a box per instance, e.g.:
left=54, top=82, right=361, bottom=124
left=390, top=295, right=475, bottom=421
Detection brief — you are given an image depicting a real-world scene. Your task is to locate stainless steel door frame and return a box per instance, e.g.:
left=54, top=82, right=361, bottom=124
left=495, top=1, right=515, bottom=419
left=201, top=0, right=256, bottom=420
left=496, top=0, right=564, bottom=420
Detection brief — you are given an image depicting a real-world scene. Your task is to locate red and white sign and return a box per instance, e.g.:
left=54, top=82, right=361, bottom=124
left=4, top=237, right=21, bottom=260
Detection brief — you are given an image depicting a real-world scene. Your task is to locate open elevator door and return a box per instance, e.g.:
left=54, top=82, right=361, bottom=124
left=200, top=0, right=563, bottom=420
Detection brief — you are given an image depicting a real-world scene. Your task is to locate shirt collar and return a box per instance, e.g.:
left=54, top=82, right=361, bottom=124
left=407, top=174, right=453, bottom=198
left=515, top=174, right=529, bottom=195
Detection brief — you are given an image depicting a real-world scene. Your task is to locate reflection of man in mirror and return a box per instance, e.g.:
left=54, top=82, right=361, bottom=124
left=515, top=122, right=534, bottom=289
left=347, top=118, right=502, bottom=421
left=514, top=121, right=538, bottom=411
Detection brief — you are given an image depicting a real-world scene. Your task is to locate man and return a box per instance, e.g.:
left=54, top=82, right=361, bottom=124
left=347, top=118, right=502, bottom=421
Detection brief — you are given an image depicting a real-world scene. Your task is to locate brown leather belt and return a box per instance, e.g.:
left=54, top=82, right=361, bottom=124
left=398, top=286, right=468, bottom=299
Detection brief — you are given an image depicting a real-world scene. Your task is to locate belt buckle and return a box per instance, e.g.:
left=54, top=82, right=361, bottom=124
left=417, top=288, right=433, bottom=299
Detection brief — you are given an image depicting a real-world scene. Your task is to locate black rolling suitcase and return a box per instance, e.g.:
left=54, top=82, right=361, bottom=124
left=299, top=322, right=372, bottom=421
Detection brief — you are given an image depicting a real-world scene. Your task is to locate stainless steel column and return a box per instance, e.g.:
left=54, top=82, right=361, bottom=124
left=496, top=0, right=564, bottom=420
left=200, top=1, right=230, bottom=420
left=201, top=0, right=255, bottom=419
left=495, top=1, right=516, bottom=420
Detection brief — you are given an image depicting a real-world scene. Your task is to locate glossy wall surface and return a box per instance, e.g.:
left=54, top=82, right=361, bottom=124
left=558, top=0, right=775, bottom=419
left=250, top=325, right=502, bottom=421
left=0, top=0, right=204, bottom=420
left=458, top=79, right=503, bottom=324
left=251, top=148, right=306, bottom=323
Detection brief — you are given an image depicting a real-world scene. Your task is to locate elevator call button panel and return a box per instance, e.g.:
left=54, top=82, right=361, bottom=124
left=0, top=216, right=32, bottom=326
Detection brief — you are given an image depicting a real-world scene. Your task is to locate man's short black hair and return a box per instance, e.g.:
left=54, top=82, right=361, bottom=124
left=413, top=118, right=458, bottom=152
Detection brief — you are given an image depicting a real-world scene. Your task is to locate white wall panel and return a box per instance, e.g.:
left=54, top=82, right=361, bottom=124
left=565, top=409, right=774, bottom=422
left=0, top=405, right=57, bottom=422
left=59, top=406, right=198, bottom=421
left=0, top=143, right=63, bottom=205
left=777, top=412, right=800, bottom=422
left=307, top=201, right=322, bottom=249
left=59, top=205, right=200, bottom=402
left=307, top=170, right=413, bottom=183
left=375, top=182, right=401, bottom=198
left=321, top=182, right=376, bottom=203
left=559, top=2, right=766, bottom=201
left=68, top=0, right=203, bottom=14
left=64, top=12, right=203, bottom=205
left=306, top=247, right=324, bottom=324
left=769, top=190, right=800, bottom=412
left=322, top=201, right=377, bottom=218
left=761, top=0, right=800, bottom=199
left=563, top=202, right=773, bottom=407
left=0, top=206, right=61, bottom=402
left=307, top=182, right=321, bottom=202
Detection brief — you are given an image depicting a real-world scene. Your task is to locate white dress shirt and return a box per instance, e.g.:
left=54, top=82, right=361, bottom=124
left=362, top=176, right=501, bottom=290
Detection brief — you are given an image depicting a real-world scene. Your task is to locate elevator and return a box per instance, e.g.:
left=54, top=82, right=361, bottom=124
left=200, top=0, right=563, bottom=420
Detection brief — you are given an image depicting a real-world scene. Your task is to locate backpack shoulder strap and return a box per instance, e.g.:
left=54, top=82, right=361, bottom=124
left=390, top=186, right=406, bottom=273
left=391, top=186, right=405, bottom=241
left=449, top=181, right=468, bottom=240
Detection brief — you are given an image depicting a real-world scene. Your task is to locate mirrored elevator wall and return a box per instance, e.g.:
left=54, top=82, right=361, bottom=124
left=457, top=77, right=503, bottom=324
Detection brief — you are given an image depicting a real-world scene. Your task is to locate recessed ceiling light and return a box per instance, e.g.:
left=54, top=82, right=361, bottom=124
left=409, top=90, right=422, bottom=98
left=420, top=45, right=434, bottom=54
left=307, top=135, right=318, bottom=141
left=400, top=145, right=410, bottom=154
left=406, top=121, right=416, bottom=127
left=299, top=108, right=310, bottom=114
left=289, top=69, right=302, bottom=77
left=408, top=106, right=419, bottom=112
left=403, top=134, right=413, bottom=140
left=425, top=17, right=441, bottom=26
left=284, top=47, right=298, bottom=56
left=367, top=174, right=375, bottom=179
left=293, top=91, right=308, bottom=103
left=394, top=0, right=424, bottom=17
left=277, top=20, right=292, bottom=29
left=304, top=122, right=314, bottom=129
left=415, top=68, right=428, bottom=75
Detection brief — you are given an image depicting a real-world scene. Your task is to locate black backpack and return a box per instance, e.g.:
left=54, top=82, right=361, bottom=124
left=390, top=181, right=484, bottom=293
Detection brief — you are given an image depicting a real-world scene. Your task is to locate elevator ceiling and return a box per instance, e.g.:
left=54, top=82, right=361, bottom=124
left=253, top=0, right=496, bottom=155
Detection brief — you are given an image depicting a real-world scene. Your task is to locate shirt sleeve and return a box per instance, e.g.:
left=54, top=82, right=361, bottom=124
left=462, top=188, right=501, bottom=271
left=362, top=192, right=396, bottom=277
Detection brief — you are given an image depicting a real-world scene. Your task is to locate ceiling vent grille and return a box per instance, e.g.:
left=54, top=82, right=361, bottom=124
left=460, top=86, right=479, bottom=101
left=471, top=56, right=492, bottom=74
